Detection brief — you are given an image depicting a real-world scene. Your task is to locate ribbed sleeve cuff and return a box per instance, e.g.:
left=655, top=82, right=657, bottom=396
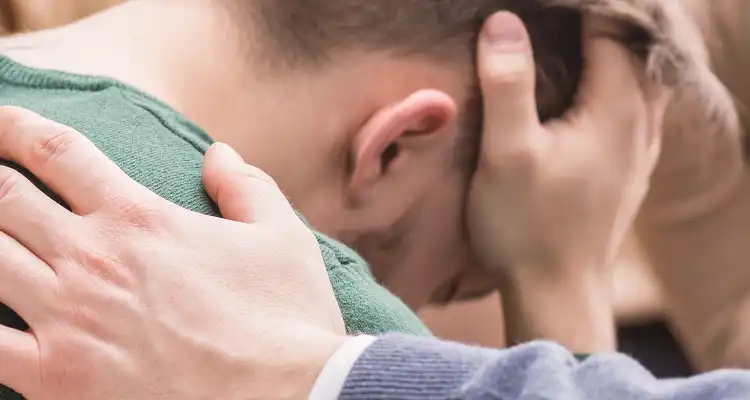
left=339, top=334, right=495, bottom=399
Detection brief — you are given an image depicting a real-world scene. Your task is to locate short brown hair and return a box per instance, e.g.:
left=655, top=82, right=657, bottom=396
left=232, top=0, right=723, bottom=170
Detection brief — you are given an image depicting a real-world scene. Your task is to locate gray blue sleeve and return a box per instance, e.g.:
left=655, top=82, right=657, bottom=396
left=340, top=334, right=750, bottom=399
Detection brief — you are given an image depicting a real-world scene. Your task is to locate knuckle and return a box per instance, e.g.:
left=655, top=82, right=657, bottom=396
left=0, top=167, right=27, bottom=203
left=0, top=106, right=34, bottom=146
left=485, top=68, right=528, bottom=88
left=116, top=201, right=168, bottom=232
left=481, top=52, right=531, bottom=85
left=30, top=126, right=81, bottom=166
left=73, top=244, right=133, bottom=288
left=0, top=107, right=84, bottom=168
left=509, top=144, right=544, bottom=168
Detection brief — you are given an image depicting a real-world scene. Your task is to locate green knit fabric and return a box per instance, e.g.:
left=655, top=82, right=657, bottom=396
left=0, top=56, right=429, bottom=399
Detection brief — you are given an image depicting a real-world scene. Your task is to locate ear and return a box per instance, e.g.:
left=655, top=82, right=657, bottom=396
left=348, top=89, right=458, bottom=206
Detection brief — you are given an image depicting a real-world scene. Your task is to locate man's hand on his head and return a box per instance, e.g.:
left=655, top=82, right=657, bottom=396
left=0, top=106, right=346, bottom=400
left=466, top=12, right=671, bottom=351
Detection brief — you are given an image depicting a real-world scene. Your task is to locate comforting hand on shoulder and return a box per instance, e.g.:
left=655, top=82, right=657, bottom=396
left=0, top=107, right=345, bottom=400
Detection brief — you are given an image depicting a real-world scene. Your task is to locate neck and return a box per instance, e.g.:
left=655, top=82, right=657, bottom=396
left=0, top=0, right=362, bottom=211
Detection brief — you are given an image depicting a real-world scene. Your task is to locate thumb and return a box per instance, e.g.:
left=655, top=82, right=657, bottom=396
left=202, top=142, right=295, bottom=223
left=478, top=11, right=540, bottom=144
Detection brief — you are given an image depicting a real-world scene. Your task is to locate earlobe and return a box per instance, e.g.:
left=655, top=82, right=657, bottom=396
left=347, top=89, right=458, bottom=205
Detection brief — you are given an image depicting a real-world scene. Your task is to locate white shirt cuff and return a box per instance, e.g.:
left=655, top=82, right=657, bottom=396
left=308, top=335, right=377, bottom=400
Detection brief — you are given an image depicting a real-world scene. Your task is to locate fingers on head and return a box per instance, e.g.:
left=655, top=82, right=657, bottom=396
left=478, top=12, right=538, bottom=117
left=477, top=12, right=543, bottom=159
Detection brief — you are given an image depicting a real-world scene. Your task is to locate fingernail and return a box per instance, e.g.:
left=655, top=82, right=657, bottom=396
left=483, top=12, right=526, bottom=47
left=481, top=13, right=529, bottom=77
left=213, top=142, right=245, bottom=165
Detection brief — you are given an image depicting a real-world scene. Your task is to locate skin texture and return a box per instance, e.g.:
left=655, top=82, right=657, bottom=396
left=422, top=236, right=664, bottom=350
left=0, top=0, right=482, bottom=309
left=0, top=1, right=668, bottom=352
left=422, top=0, right=750, bottom=365
left=0, top=1, right=734, bottom=358
left=0, top=107, right=347, bottom=399
left=4, top=1, right=746, bottom=363
left=423, top=0, right=750, bottom=367
left=0, top=0, right=708, bottom=314
left=433, top=0, right=748, bottom=362
left=0, top=13, right=672, bottom=397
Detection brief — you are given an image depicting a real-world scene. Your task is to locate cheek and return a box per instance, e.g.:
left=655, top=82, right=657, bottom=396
left=352, top=175, right=473, bottom=310
left=377, top=243, right=468, bottom=311
left=354, top=201, right=471, bottom=310
left=389, top=198, right=475, bottom=309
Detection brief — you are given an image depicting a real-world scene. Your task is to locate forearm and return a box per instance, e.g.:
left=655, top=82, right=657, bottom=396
left=638, top=173, right=750, bottom=370
left=634, top=0, right=750, bottom=368
left=337, top=334, right=750, bottom=400
left=499, top=267, right=615, bottom=353
left=612, top=243, right=665, bottom=324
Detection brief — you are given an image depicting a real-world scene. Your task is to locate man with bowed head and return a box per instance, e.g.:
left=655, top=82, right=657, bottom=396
left=1, top=11, right=749, bottom=400
left=0, top=0, right=697, bottom=323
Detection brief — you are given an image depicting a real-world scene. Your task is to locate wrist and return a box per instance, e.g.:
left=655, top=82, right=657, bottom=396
left=237, top=327, right=349, bottom=400
left=297, top=332, right=350, bottom=399
left=499, top=264, right=616, bottom=353
left=309, top=335, right=378, bottom=400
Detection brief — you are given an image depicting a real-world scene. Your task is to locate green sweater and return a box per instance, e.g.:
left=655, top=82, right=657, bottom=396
left=0, top=56, right=429, bottom=399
